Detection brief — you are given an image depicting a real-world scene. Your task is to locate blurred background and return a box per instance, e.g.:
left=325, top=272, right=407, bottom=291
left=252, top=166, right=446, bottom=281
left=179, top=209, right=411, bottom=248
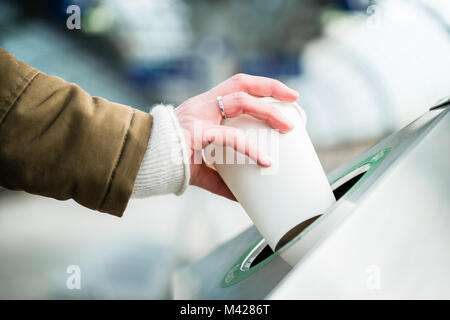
left=0, top=0, right=449, bottom=298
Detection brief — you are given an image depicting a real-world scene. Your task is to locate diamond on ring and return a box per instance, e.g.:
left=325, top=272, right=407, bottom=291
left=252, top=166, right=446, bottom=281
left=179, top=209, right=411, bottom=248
left=217, top=96, right=227, bottom=120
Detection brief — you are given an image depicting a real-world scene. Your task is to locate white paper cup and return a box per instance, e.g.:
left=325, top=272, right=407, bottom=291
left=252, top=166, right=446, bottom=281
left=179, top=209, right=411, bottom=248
left=204, top=97, right=336, bottom=259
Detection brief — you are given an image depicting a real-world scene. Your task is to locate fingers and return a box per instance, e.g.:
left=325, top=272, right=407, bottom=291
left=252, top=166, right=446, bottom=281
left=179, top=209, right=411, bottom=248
left=204, top=125, right=271, bottom=167
left=222, top=92, right=294, bottom=133
left=211, top=73, right=299, bottom=102
left=191, top=163, right=237, bottom=201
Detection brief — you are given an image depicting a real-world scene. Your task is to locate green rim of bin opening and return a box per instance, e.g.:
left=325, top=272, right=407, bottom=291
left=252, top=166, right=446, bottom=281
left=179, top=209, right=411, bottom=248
left=221, top=147, right=391, bottom=288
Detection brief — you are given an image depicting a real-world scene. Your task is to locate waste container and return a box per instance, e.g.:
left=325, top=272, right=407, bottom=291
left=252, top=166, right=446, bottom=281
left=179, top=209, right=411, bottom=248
left=173, top=98, right=450, bottom=299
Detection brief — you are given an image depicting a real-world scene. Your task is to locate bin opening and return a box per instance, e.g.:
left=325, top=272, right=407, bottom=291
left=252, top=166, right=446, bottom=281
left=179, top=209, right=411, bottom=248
left=249, top=165, right=370, bottom=267
left=332, top=171, right=366, bottom=200
left=249, top=244, right=274, bottom=268
left=331, top=163, right=371, bottom=200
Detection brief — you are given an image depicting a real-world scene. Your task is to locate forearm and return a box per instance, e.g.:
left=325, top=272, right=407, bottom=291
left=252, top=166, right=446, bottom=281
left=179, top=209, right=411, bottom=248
left=0, top=48, right=152, bottom=216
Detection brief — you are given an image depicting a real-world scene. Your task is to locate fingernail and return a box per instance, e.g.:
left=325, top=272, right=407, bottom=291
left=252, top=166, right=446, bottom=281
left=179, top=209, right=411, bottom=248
left=281, top=115, right=295, bottom=131
left=261, top=154, right=272, bottom=166
left=289, top=88, right=299, bottom=98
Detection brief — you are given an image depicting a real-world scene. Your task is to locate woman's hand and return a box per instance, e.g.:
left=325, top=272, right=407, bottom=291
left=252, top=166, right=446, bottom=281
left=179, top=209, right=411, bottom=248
left=174, top=73, right=299, bottom=201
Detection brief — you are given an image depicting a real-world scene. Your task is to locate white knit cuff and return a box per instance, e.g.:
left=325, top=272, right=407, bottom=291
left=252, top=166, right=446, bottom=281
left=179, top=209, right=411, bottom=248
left=132, top=104, right=190, bottom=198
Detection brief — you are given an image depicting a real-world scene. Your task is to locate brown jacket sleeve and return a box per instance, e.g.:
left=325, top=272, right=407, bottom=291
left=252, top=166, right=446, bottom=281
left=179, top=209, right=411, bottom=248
left=0, top=48, right=153, bottom=216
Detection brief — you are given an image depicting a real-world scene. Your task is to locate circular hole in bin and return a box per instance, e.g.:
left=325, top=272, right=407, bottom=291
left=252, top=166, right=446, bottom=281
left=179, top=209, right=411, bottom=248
left=242, top=164, right=371, bottom=270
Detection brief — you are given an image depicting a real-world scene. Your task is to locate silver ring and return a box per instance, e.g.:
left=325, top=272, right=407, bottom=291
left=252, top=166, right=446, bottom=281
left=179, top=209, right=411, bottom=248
left=216, top=96, right=227, bottom=120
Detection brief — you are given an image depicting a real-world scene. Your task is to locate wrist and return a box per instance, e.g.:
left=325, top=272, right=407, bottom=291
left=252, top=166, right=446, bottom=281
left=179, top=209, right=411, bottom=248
left=132, top=104, right=190, bottom=198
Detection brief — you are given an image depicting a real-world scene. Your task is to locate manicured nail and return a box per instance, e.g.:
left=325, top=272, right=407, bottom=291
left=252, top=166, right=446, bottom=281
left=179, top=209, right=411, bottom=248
left=289, top=88, right=299, bottom=98
left=261, top=154, right=272, bottom=166
left=281, top=115, right=295, bottom=131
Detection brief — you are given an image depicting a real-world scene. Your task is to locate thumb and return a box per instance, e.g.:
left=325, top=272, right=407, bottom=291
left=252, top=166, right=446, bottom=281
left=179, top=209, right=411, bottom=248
left=191, top=163, right=236, bottom=201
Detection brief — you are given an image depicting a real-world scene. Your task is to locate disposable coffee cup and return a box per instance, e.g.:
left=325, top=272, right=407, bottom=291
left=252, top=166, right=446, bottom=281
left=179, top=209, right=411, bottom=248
left=204, top=97, right=336, bottom=264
